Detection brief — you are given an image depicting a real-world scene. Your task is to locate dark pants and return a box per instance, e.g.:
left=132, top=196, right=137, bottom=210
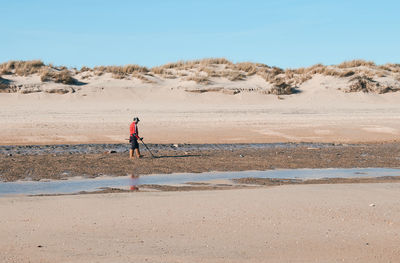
left=130, top=136, right=139, bottom=150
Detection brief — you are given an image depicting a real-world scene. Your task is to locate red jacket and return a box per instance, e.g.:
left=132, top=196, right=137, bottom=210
left=130, top=122, right=139, bottom=139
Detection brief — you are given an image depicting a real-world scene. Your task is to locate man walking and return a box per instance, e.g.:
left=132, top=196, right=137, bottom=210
left=129, top=117, right=143, bottom=159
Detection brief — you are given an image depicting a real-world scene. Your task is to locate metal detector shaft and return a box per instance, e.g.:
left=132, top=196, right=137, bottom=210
left=140, top=139, right=155, bottom=158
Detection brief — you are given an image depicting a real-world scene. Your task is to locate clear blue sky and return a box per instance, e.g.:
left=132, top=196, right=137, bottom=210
left=1, top=0, right=399, bottom=69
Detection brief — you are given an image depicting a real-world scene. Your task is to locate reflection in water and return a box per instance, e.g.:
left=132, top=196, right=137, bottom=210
left=1, top=168, right=400, bottom=196
left=130, top=174, right=139, bottom=191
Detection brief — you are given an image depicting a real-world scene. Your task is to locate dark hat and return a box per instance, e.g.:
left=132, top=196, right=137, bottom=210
left=133, top=117, right=140, bottom=122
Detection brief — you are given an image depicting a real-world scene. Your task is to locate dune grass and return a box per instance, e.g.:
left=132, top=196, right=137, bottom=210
left=347, top=76, right=391, bottom=93
left=93, top=64, right=149, bottom=79
left=1, top=58, right=399, bottom=94
left=40, top=69, right=77, bottom=85
left=0, top=60, right=45, bottom=76
left=337, top=59, right=376, bottom=68
left=185, top=74, right=210, bottom=84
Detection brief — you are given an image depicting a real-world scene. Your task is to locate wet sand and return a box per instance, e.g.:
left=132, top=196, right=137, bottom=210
left=27, top=176, right=400, bottom=196
left=1, top=143, right=400, bottom=182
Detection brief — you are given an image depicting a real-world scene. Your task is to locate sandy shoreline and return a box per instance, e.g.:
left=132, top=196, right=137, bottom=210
left=1, top=184, right=400, bottom=263
left=2, top=143, right=399, bottom=262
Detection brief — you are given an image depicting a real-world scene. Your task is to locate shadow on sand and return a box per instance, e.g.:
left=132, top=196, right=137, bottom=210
left=147, top=154, right=202, bottom=159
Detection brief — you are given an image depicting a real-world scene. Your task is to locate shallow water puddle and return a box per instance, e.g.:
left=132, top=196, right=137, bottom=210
left=0, top=168, right=400, bottom=196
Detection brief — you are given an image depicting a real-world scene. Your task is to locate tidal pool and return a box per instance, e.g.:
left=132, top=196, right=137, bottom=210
left=0, top=168, right=399, bottom=196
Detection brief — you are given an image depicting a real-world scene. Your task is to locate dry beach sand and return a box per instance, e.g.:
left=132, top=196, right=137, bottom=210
left=1, top=184, right=400, bottom=262
left=1, top=59, right=400, bottom=262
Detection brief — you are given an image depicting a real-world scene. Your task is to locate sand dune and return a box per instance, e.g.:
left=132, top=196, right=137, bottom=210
left=1, top=59, right=400, bottom=144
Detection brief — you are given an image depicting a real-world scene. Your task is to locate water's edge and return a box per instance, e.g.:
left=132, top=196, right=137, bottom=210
left=1, top=168, right=400, bottom=196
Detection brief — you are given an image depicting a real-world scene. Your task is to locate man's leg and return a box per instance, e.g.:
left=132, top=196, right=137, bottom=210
left=135, top=148, right=142, bottom=158
left=129, top=149, right=134, bottom=159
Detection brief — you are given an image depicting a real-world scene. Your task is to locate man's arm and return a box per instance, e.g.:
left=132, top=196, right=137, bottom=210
left=134, top=125, right=140, bottom=139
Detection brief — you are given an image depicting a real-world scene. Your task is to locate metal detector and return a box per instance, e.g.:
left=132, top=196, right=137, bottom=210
left=139, top=138, right=156, bottom=158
